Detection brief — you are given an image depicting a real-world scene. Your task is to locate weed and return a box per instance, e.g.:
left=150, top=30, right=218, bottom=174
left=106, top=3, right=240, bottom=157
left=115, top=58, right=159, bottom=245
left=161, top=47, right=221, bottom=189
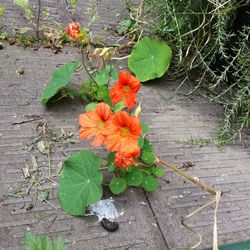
left=144, top=0, right=250, bottom=144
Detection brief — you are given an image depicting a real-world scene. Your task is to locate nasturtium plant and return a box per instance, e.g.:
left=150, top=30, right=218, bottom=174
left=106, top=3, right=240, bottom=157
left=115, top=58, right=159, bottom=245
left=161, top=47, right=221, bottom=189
left=41, top=61, right=81, bottom=104
left=39, top=21, right=220, bottom=245
left=128, top=37, right=172, bottom=82
left=48, top=22, right=169, bottom=220
left=58, top=150, right=103, bottom=216
left=56, top=67, right=162, bottom=217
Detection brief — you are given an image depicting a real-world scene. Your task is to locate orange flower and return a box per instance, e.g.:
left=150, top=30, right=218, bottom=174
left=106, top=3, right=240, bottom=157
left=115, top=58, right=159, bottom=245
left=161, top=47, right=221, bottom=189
left=79, top=102, right=112, bottom=147
left=104, top=111, right=142, bottom=152
left=114, top=145, right=140, bottom=168
left=66, top=22, right=80, bottom=39
left=110, top=71, right=141, bottom=109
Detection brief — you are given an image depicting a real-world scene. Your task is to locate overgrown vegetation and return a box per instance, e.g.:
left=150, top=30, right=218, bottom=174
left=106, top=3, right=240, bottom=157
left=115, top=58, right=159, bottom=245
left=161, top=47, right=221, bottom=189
left=143, top=0, right=250, bottom=145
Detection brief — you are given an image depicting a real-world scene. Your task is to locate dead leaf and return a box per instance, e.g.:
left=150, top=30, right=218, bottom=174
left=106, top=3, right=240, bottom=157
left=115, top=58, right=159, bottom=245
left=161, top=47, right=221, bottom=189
left=16, top=68, right=24, bottom=75
left=22, top=164, right=30, bottom=179
left=44, top=28, right=62, bottom=43
left=37, top=140, right=47, bottom=155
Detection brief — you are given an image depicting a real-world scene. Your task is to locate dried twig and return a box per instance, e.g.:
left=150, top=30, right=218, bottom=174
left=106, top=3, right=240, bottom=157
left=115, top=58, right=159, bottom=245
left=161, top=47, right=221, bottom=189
left=36, top=0, right=41, bottom=40
left=158, top=157, right=222, bottom=250
left=158, top=158, right=216, bottom=195
left=41, top=123, right=51, bottom=178
left=12, top=116, right=42, bottom=125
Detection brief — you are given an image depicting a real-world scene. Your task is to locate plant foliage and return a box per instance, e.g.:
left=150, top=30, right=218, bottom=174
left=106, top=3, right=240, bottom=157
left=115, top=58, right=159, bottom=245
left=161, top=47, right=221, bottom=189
left=58, top=150, right=103, bottom=215
left=128, top=37, right=172, bottom=82
left=41, top=61, right=81, bottom=104
left=144, top=0, right=250, bottom=144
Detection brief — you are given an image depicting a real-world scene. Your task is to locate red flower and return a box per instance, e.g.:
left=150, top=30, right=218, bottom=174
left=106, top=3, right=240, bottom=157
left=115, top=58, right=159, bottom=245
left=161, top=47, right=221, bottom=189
left=66, top=22, right=80, bottom=39
left=79, top=102, right=113, bottom=147
left=110, top=71, right=141, bottom=109
left=114, top=145, right=140, bottom=168
left=104, top=111, right=142, bottom=152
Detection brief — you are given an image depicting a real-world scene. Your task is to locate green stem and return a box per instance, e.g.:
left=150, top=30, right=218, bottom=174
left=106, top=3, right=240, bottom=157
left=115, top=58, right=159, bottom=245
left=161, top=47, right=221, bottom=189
left=80, top=46, right=99, bottom=88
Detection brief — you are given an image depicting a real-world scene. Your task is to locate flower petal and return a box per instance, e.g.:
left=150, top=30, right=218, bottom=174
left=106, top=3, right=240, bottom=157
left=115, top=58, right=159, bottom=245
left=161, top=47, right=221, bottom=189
left=91, top=134, right=105, bottom=147
left=95, top=102, right=112, bottom=121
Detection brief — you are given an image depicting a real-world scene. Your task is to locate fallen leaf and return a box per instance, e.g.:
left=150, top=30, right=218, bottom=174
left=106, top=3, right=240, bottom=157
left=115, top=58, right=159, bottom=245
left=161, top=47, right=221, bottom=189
left=22, top=164, right=30, bottom=179
left=37, top=140, right=47, bottom=155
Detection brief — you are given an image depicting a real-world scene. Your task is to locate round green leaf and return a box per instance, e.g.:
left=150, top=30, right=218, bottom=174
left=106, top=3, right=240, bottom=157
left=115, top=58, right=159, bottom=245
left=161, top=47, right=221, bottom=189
left=125, top=169, right=143, bottom=186
left=141, top=175, right=158, bottom=192
left=109, top=177, right=126, bottom=194
left=128, top=37, right=172, bottom=82
left=58, top=150, right=103, bottom=216
left=141, top=151, right=156, bottom=164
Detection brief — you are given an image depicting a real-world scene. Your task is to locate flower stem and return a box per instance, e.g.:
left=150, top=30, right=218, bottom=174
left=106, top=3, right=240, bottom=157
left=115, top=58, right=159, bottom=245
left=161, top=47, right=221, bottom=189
left=80, top=46, right=99, bottom=88
left=157, top=158, right=217, bottom=195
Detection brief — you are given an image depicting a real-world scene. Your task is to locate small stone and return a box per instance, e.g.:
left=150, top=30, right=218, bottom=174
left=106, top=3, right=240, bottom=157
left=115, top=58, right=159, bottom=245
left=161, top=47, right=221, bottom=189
left=101, top=218, right=119, bottom=232
left=0, top=43, right=3, bottom=50
left=26, top=203, right=34, bottom=211
left=16, top=68, right=24, bottom=75
left=22, top=165, right=30, bottom=179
